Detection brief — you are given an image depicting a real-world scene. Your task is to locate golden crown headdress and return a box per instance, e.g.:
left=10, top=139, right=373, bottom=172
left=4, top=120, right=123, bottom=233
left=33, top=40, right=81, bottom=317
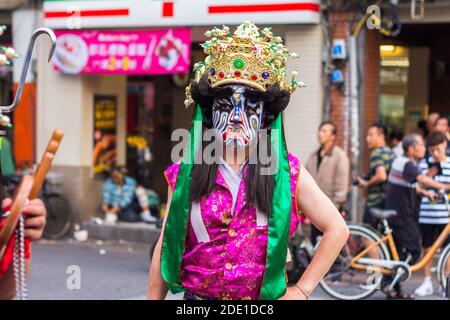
left=184, top=21, right=305, bottom=107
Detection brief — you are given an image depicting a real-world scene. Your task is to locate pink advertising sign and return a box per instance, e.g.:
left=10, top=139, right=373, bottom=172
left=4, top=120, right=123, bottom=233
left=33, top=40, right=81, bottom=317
left=52, top=28, right=191, bottom=75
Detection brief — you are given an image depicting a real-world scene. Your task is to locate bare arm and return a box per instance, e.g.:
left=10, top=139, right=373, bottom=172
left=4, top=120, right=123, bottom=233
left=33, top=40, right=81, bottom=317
left=417, top=174, right=450, bottom=191
left=416, top=184, right=437, bottom=201
left=281, top=166, right=349, bottom=299
left=147, top=187, right=172, bottom=300
left=358, top=166, right=387, bottom=187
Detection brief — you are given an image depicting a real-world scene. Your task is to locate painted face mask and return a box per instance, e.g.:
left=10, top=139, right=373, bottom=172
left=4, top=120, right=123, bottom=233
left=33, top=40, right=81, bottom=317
left=212, top=85, right=264, bottom=149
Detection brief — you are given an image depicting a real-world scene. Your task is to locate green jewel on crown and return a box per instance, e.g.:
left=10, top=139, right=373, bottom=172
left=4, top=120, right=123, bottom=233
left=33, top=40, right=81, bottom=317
left=233, top=58, right=245, bottom=70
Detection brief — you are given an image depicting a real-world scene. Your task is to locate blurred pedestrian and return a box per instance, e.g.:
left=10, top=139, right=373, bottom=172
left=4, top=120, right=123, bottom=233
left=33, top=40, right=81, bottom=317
left=384, top=133, right=450, bottom=299
left=433, top=116, right=450, bottom=155
left=101, top=166, right=139, bottom=224
left=389, top=130, right=404, bottom=158
left=357, top=123, right=395, bottom=228
left=135, top=185, right=159, bottom=223
left=415, top=132, right=450, bottom=297
left=417, top=120, right=429, bottom=139
left=427, top=112, right=440, bottom=136
left=305, top=121, right=350, bottom=245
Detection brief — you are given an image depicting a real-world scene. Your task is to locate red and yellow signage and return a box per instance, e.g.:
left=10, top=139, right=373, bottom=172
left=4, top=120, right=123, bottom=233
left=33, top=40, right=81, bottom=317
left=43, top=0, right=320, bottom=29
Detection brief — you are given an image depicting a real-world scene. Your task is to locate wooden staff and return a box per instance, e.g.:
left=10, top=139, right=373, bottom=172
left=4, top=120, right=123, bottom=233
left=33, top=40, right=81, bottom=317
left=0, top=129, right=64, bottom=260
left=29, top=129, right=63, bottom=199
left=0, top=176, right=34, bottom=259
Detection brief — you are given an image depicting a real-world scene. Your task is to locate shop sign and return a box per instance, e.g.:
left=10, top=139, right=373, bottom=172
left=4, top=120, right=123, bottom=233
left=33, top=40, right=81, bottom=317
left=93, top=95, right=117, bottom=177
left=43, top=0, right=320, bottom=29
left=52, top=28, right=190, bottom=75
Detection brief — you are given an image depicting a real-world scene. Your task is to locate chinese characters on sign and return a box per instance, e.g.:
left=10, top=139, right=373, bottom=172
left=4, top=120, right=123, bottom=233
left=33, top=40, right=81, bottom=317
left=53, top=29, right=191, bottom=75
left=93, top=95, right=117, bottom=177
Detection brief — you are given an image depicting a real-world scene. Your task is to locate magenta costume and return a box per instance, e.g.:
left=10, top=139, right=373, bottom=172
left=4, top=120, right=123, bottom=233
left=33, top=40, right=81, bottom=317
left=164, top=152, right=302, bottom=300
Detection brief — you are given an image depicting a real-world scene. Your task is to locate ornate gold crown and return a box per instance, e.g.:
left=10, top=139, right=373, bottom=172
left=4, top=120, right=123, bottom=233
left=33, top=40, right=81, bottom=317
left=184, top=21, right=305, bottom=107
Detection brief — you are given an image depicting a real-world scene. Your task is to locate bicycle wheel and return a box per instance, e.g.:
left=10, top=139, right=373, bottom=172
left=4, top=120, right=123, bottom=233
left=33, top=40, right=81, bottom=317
left=316, top=224, right=391, bottom=300
left=42, top=195, right=73, bottom=239
left=437, top=244, right=450, bottom=298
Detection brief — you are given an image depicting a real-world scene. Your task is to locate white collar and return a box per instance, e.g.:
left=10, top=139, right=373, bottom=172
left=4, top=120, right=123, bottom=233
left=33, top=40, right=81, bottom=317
left=218, top=156, right=247, bottom=179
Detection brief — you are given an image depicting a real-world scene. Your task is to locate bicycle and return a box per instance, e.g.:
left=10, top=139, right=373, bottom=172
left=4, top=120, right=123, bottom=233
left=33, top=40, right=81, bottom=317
left=317, top=190, right=450, bottom=300
left=41, top=172, right=73, bottom=239
left=5, top=171, right=73, bottom=239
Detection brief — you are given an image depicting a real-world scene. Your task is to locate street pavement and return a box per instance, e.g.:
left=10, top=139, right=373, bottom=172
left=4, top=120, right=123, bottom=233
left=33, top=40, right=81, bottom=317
left=28, top=239, right=151, bottom=300
left=27, top=239, right=445, bottom=300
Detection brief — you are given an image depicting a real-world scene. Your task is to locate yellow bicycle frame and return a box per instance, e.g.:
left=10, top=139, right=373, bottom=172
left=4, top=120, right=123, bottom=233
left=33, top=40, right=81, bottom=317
left=350, top=222, right=450, bottom=275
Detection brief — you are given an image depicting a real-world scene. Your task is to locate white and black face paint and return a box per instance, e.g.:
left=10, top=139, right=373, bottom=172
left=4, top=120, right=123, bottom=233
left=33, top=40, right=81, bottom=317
left=212, top=85, right=264, bottom=149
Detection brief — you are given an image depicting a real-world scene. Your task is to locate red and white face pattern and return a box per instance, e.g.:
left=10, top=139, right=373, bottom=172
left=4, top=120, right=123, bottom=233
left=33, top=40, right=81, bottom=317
left=212, top=85, right=264, bottom=149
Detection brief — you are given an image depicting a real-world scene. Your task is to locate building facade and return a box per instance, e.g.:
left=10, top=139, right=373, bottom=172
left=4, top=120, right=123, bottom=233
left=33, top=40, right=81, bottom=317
left=9, top=1, right=448, bottom=224
left=32, top=0, right=325, bottom=223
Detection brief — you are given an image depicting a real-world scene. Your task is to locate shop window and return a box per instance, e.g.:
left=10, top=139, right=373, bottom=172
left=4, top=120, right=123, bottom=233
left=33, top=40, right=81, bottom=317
left=379, top=45, right=409, bottom=134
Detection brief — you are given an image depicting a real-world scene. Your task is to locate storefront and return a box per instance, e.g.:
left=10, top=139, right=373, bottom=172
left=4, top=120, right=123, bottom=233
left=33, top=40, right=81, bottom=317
left=379, top=2, right=450, bottom=137
left=36, top=0, right=324, bottom=222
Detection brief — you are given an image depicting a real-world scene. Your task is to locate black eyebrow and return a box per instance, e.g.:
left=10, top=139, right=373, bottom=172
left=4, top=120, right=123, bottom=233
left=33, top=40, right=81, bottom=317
left=243, top=88, right=265, bottom=101
left=209, top=85, right=234, bottom=99
left=213, top=96, right=233, bottom=105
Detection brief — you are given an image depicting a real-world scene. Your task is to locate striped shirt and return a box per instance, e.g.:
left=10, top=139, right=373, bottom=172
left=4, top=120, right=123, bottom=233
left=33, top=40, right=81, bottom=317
left=102, top=176, right=137, bottom=209
left=418, top=157, right=450, bottom=225
left=385, top=156, right=421, bottom=225
left=367, top=146, right=396, bottom=207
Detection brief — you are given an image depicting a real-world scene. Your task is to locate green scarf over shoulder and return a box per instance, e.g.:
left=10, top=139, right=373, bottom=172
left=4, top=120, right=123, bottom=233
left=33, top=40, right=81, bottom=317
left=160, top=104, right=291, bottom=300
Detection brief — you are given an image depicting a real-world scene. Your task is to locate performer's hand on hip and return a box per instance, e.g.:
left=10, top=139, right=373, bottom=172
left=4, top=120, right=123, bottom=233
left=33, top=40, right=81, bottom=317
left=2, top=198, right=47, bottom=241
left=279, top=286, right=308, bottom=300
